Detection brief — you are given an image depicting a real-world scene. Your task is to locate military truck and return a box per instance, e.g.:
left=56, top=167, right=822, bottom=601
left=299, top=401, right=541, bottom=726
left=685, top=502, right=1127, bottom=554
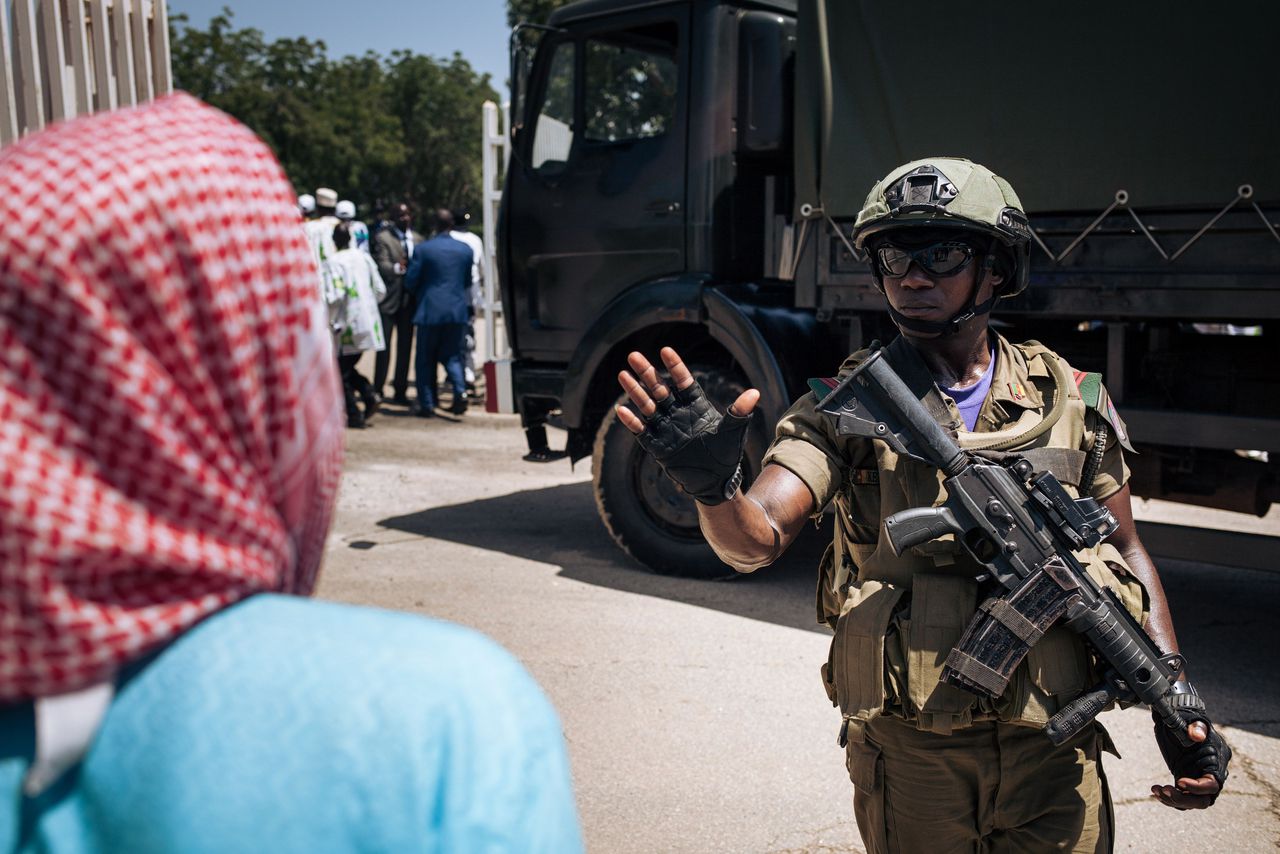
left=496, top=0, right=1279, bottom=577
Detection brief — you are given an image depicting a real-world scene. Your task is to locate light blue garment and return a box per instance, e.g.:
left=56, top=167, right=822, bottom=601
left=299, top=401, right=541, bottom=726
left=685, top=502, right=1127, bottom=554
left=0, top=595, right=584, bottom=854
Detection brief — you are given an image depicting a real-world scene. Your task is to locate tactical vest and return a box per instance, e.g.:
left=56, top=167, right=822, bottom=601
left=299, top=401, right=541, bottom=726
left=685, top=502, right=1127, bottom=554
left=814, top=337, right=1147, bottom=743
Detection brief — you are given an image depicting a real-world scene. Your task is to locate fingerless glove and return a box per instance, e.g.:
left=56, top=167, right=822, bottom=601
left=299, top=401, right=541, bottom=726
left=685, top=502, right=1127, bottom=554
left=635, top=380, right=751, bottom=505
left=1152, top=684, right=1231, bottom=803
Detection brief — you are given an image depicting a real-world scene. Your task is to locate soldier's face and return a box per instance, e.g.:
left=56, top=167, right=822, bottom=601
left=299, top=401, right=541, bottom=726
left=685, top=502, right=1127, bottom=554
left=882, top=251, right=1002, bottom=337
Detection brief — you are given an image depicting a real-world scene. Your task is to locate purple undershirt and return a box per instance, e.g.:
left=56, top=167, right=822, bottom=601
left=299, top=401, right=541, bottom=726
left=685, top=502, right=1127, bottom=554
left=942, top=349, right=997, bottom=431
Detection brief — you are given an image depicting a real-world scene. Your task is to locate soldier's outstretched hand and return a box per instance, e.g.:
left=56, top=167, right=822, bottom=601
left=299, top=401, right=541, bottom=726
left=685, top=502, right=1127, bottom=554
left=616, top=347, right=759, bottom=506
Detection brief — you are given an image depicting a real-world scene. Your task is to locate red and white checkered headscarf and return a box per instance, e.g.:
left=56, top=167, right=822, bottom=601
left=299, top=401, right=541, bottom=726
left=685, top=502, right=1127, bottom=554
left=0, top=94, right=344, bottom=702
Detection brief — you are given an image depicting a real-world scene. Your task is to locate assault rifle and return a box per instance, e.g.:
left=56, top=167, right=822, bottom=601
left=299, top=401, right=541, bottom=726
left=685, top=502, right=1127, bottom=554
left=821, top=344, right=1197, bottom=747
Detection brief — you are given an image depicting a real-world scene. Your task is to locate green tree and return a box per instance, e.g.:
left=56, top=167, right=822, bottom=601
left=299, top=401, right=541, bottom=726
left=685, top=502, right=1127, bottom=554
left=170, top=8, right=498, bottom=229
left=507, top=0, right=576, bottom=27
left=383, top=51, right=494, bottom=217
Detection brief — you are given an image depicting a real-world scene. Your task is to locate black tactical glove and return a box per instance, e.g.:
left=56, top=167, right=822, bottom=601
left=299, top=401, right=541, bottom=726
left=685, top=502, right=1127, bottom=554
left=1152, top=683, right=1231, bottom=804
left=634, top=380, right=751, bottom=505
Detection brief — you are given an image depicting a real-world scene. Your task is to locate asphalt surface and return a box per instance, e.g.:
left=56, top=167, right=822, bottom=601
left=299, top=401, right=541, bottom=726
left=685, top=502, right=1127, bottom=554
left=317, top=402, right=1280, bottom=853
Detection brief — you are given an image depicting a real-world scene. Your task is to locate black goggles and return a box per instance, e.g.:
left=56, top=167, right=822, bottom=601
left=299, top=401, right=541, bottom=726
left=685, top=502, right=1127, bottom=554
left=876, top=241, right=977, bottom=278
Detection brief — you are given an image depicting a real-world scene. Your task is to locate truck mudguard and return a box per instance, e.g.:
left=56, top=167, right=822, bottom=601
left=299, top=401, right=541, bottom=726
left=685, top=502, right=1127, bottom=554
left=557, top=278, right=796, bottom=432
left=558, top=275, right=707, bottom=431
left=703, top=288, right=790, bottom=429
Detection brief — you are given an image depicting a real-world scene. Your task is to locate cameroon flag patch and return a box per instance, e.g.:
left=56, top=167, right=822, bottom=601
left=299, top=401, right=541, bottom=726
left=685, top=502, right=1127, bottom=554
left=807, top=376, right=840, bottom=402
left=1073, top=370, right=1134, bottom=451
left=1073, top=370, right=1103, bottom=409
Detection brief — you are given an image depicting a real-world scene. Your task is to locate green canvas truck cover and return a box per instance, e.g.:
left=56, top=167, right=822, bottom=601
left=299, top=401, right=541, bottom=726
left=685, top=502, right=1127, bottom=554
left=795, top=0, right=1279, bottom=220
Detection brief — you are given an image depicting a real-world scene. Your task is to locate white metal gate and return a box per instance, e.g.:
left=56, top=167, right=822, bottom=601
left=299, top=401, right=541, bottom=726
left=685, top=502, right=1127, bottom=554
left=480, top=99, right=514, bottom=412
left=480, top=99, right=510, bottom=361
left=1, top=0, right=172, bottom=146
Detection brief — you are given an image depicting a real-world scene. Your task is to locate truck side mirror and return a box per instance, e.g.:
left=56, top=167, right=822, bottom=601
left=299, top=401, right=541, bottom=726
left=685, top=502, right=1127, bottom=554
left=509, top=31, right=532, bottom=142
left=509, top=23, right=566, bottom=145
left=737, top=12, right=795, bottom=158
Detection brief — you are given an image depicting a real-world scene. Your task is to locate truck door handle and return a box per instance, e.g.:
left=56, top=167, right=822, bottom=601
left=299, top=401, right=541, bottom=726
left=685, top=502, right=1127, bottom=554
left=645, top=200, right=682, bottom=215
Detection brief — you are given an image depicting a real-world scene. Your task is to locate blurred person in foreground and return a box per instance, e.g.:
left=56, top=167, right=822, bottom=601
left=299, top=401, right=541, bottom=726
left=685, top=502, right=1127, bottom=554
left=323, top=222, right=386, bottom=429
left=372, top=202, right=421, bottom=406
left=0, top=94, right=583, bottom=854
left=405, top=209, right=473, bottom=417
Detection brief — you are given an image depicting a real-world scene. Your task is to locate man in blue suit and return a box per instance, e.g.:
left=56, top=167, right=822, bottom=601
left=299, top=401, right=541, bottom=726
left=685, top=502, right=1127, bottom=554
left=404, top=209, right=475, bottom=416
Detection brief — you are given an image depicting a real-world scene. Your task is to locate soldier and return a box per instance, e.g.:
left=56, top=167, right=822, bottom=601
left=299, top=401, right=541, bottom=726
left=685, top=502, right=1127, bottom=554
left=617, top=158, right=1231, bottom=852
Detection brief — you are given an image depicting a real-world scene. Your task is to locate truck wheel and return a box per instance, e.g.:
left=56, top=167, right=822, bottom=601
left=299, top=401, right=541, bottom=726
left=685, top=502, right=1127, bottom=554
left=592, top=368, right=764, bottom=578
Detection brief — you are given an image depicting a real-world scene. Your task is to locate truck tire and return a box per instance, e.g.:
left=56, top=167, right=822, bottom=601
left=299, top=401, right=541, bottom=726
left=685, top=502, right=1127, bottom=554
left=592, top=367, right=765, bottom=578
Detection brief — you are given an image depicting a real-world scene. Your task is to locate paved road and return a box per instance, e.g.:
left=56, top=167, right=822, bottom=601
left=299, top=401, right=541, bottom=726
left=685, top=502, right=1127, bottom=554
left=318, top=407, right=1280, bottom=853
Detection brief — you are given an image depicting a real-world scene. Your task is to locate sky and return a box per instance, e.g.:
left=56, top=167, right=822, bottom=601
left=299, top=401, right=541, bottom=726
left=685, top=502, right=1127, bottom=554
left=166, top=0, right=512, bottom=85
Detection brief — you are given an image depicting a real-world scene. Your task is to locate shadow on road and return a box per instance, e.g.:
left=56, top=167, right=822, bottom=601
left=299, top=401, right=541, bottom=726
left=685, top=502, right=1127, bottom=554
left=378, top=482, right=1280, bottom=737
left=378, top=481, right=831, bottom=635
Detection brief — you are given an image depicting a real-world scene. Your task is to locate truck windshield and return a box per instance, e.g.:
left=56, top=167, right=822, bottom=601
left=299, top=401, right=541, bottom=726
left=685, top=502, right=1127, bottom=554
left=527, top=20, right=679, bottom=173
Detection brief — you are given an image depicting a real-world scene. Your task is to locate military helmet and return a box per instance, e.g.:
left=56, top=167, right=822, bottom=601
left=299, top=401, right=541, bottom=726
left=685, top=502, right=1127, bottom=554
left=852, top=157, right=1032, bottom=298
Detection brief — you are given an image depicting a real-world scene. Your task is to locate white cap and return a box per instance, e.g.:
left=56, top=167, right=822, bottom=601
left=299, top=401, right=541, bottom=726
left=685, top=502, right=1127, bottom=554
left=297, top=193, right=316, bottom=214
left=315, top=187, right=338, bottom=208
left=335, top=200, right=356, bottom=220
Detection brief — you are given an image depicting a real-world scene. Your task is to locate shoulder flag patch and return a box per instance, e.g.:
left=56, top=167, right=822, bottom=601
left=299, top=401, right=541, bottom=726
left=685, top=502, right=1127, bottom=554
left=807, top=376, right=841, bottom=402
left=1103, top=396, right=1132, bottom=449
left=1073, top=370, right=1103, bottom=408
left=1074, top=370, right=1135, bottom=452
left=1097, top=384, right=1134, bottom=450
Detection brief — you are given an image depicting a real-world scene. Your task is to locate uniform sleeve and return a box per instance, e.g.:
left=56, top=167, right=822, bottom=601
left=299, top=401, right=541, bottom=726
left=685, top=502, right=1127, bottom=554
left=761, top=392, right=847, bottom=513
left=1084, top=405, right=1131, bottom=501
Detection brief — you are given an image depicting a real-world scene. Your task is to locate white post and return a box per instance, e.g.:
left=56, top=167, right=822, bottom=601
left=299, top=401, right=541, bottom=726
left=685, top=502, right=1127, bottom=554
left=481, top=99, right=510, bottom=361
left=149, top=0, right=172, bottom=95
left=13, top=0, right=45, bottom=134
left=111, top=0, right=137, bottom=106
left=64, top=0, right=95, bottom=115
left=129, top=0, right=152, bottom=102
left=0, top=0, right=20, bottom=144
left=37, top=0, right=70, bottom=122
left=89, top=0, right=117, bottom=112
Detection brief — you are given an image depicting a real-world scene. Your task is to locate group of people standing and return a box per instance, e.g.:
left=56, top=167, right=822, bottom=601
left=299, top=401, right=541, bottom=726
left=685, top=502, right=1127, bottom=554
left=299, top=188, right=486, bottom=428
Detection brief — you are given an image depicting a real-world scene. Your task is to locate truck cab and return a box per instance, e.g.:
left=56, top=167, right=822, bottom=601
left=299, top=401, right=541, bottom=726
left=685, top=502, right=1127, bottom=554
left=500, top=0, right=833, bottom=574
